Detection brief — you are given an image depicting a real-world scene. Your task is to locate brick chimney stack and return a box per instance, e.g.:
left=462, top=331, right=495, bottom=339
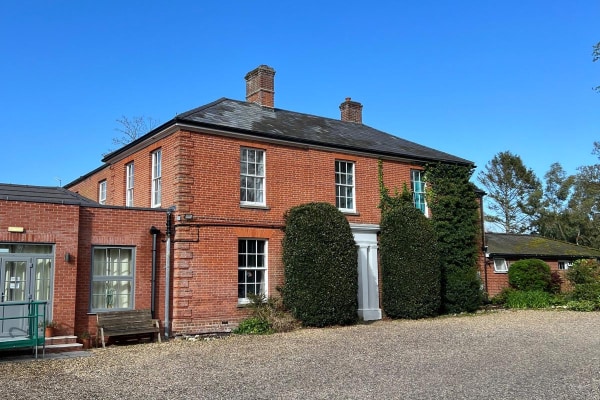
left=339, top=97, right=363, bottom=124
left=245, top=65, right=276, bottom=108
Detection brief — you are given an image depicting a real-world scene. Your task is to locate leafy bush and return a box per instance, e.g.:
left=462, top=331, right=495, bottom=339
left=569, top=282, right=600, bottom=302
left=443, top=266, right=483, bottom=313
left=282, top=202, right=358, bottom=327
left=566, top=259, right=600, bottom=285
left=566, top=300, right=597, bottom=312
left=380, top=202, right=440, bottom=319
left=233, top=317, right=274, bottom=335
left=505, top=290, right=552, bottom=309
left=508, top=259, right=552, bottom=292
left=490, top=287, right=515, bottom=305
left=234, top=294, right=299, bottom=335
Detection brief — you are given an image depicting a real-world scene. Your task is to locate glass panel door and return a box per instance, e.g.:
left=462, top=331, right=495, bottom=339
left=0, top=258, right=30, bottom=337
left=3, top=260, right=28, bottom=302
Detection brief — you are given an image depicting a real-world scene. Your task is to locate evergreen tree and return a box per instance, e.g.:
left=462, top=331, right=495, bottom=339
left=477, top=151, right=541, bottom=233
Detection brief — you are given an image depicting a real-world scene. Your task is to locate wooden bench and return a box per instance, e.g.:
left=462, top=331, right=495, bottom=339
left=96, top=309, right=161, bottom=349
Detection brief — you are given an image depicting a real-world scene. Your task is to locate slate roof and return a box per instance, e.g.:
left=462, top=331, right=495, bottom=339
left=0, top=183, right=99, bottom=206
left=486, top=233, right=600, bottom=259
left=103, top=98, right=473, bottom=166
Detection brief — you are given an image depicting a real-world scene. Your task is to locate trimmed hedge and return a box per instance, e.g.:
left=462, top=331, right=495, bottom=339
left=508, top=259, right=552, bottom=292
left=282, top=202, right=358, bottom=327
left=380, top=204, right=440, bottom=319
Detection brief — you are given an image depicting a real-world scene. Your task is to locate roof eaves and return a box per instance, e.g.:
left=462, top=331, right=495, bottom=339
left=176, top=118, right=474, bottom=167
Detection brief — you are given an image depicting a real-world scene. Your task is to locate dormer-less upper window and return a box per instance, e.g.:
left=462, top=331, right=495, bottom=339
left=335, top=160, right=355, bottom=212
left=240, top=147, right=265, bottom=206
left=151, top=149, right=162, bottom=208
left=411, top=170, right=426, bottom=215
left=98, top=180, right=107, bottom=205
left=126, top=162, right=134, bottom=207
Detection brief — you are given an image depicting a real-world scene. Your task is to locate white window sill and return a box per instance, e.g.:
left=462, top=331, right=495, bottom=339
left=340, top=210, right=360, bottom=216
left=240, top=204, right=270, bottom=210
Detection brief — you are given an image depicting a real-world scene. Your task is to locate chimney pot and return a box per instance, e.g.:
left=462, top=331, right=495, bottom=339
left=245, top=65, right=276, bottom=108
left=340, top=97, right=363, bottom=124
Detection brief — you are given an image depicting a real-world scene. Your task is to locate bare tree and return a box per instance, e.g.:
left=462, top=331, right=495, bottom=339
left=113, top=115, right=159, bottom=147
left=594, top=41, right=599, bottom=92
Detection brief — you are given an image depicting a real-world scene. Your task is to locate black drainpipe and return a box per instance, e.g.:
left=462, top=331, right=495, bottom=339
left=149, top=226, right=161, bottom=319
left=478, top=194, right=488, bottom=294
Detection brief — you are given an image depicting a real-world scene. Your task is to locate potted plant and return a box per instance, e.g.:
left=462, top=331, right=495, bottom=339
left=78, top=331, right=92, bottom=350
left=40, top=320, right=58, bottom=337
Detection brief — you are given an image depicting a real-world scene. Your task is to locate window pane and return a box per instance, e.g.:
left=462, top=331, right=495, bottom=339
left=93, top=249, right=107, bottom=276
left=34, top=258, right=52, bottom=301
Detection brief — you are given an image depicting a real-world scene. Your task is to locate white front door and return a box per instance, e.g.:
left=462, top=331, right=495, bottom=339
left=351, top=224, right=381, bottom=321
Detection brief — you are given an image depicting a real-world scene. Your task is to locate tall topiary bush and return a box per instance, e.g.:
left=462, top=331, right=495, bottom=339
left=380, top=198, right=441, bottom=319
left=426, top=163, right=482, bottom=313
left=508, top=259, right=552, bottom=292
left=282, top=202, right=358, bottom=327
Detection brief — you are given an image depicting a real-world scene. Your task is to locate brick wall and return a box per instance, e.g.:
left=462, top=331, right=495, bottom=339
left=75, top=206, right=165, bottom=336
left=0, top=200, right=79, bottom=336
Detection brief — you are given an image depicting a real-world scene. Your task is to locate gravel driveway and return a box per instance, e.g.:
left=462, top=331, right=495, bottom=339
left=1, top=310, right=599, bottom=399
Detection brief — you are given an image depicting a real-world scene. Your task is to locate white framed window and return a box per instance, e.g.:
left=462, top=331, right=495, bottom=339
left=126, top=162, right=134, bottom=207
left=98, top=180, right=107, bottom=205
left=411, top=170, right=426, bottom=215
left=91, top=247, right=135, bottom=311
left=151, top=149, right=162, bottom=208
left=558, top=260, right=573, bottom=270
left=238, top=239, right=267, bottom=304
left=240, top=148, right=265, bottom=206
left=494, top=258, right=508, bottom=273
left=335, top=160, right=355, bottom=212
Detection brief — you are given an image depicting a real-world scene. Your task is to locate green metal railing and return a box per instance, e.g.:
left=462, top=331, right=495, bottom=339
left=0, top=301, right=47, bottom=359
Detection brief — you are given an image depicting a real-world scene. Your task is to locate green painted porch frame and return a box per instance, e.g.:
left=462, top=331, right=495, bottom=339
left=0, top=301, right=47, bottom=359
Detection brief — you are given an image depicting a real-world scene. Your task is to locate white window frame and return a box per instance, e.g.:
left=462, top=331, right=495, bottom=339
left=411, top=169, right=427, bottom=216
left=335, top=160, right=356, bottom=212
left=126, top=162, right=134, bottom=207
left=90, top=246, right=135, bottom=312
left=493, top=258, right=508, bottom=273
left=237, top=239, right=268, bottom=305
left=558, top=260, right=573, bottom=270
left=151, top=149, right=162, bottom=208
left=240, top=147, right=266, bottom=206
left=98, top=180, right=107, bottom=205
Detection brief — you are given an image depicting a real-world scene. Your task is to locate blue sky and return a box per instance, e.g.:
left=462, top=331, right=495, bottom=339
left=0, top=1, right=598, bottom=187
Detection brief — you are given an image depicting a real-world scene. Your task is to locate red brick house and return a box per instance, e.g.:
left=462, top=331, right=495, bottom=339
left=5, top=65, right=475, bottom=337
left=0, top=184, right=166, bottom=339
left=482, top=232, right=600, bottom=296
